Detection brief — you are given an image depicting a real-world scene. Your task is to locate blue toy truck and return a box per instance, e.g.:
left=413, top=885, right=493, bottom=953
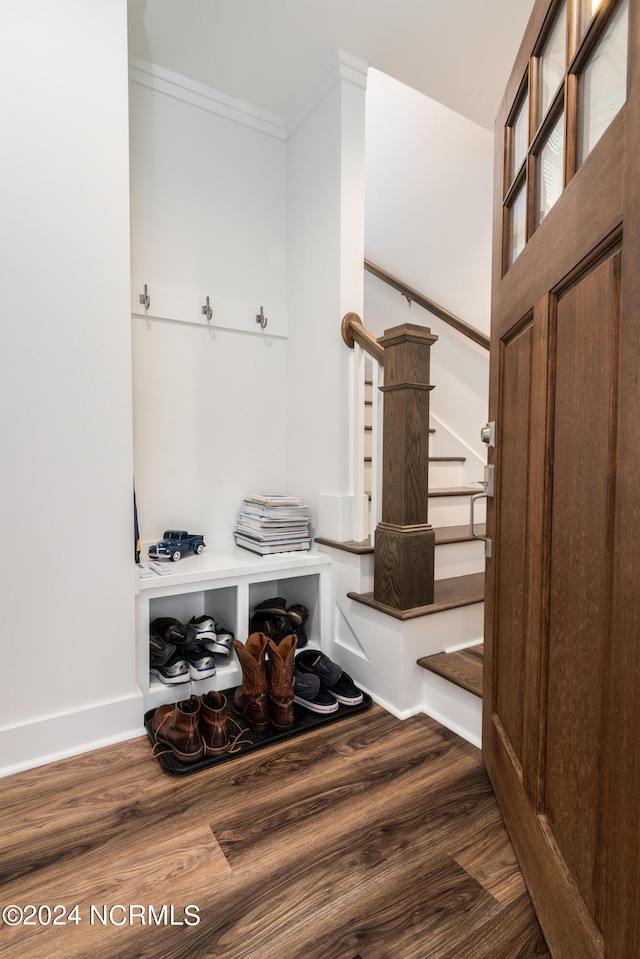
left=148, top=530, right=205, bottom=562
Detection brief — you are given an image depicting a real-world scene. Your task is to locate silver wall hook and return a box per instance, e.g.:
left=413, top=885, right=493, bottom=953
left=202, top=296, right=213, bottom=322
left=139, top=284, right=151, bottom=310
left=256, top=305, right=268, bottom=329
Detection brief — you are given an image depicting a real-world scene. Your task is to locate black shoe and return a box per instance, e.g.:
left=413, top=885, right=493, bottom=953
left=250, top=610, right=289, bottom=639
left=287, top=604, right=309, bottom=627
left=149, top=633, right=176, bottom=667
left=254, top=597, right=287, bottom=616
left=293, top=669, right=338, bottom=714
left=150, top=617, right=196, bottom=647
left=295, top=650, right=364, bottom=706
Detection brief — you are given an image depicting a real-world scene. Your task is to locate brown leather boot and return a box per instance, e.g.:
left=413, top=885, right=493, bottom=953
left=151, top=695, right=204, bottom=763
left=267, top=633, right=297, bottom=732
left=232, top=633, right=270, bottom=731
left=200, top=690, right=229, bottom=756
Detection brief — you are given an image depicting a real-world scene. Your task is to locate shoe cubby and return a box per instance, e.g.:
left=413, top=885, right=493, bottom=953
left=136, top=544, right=332, bottom=713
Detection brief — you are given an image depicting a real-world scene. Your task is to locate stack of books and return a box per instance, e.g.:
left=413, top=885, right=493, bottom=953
left=234, top=494, right=312, bottom=555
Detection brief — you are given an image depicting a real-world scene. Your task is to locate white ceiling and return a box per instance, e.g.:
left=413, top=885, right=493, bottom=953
left=127, top=0, right=537, bottom=131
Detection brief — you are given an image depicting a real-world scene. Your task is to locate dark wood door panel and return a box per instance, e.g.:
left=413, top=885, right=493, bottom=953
left=544, top=250, right=621, bottom=919
left=493, top=320, right=534, bottom=766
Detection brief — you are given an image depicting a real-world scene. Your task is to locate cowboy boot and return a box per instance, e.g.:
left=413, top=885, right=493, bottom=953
left=200, top=690, right=229, bottom=756
left=151, top=695, right=204, bottom=762
left=267, top=633, right=297, bottom=732
left=232, top=633, right=270, bottom=731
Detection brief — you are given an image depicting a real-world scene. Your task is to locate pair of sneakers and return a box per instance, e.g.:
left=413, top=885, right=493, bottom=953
left=149, top=617, right=218, bottom=685
left=293, top=649, right=364, bottom=714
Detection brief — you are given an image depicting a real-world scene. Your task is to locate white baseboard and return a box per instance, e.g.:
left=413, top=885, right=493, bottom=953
left=0, top=692, right=145, bottom=779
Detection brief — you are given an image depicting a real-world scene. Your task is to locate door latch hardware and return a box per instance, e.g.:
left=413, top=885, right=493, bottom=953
left=481, top=421, right=496, bottom=447
left=470, top=493, right=492, bottom=558
left=483, top=464, right=495, bottom=497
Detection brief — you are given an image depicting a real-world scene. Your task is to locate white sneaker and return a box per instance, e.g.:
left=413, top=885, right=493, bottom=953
left=188, top=615, right=216, bottom=642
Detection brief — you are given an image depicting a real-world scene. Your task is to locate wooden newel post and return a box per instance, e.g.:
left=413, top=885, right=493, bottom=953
left=374, top=323, right=438, bottom=610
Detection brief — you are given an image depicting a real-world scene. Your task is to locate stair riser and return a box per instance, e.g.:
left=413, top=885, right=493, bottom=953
left=435, top=540, right=485, bottom=580
left=428, top=495, right=486, bottom=528
left=421, top=671, right=482, bottom=748
left=428, top=462, right=466, bottom=487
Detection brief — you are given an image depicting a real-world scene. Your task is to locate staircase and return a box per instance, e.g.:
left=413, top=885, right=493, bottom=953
left=316, top=419, right=486, bottom=747
left=330, top=281, right=490, bottom=747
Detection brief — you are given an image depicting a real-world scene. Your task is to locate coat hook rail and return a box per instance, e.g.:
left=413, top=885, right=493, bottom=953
left=202, top=296, right=213, bottom=322
left=139, top=284, right=151, bottom=310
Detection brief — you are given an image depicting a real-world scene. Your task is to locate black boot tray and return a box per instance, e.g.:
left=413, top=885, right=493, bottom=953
left=144, top=687, right=372, bottom=775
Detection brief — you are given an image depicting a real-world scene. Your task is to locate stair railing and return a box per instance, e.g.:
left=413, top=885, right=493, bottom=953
left=364, top=260, right=490, bottom=351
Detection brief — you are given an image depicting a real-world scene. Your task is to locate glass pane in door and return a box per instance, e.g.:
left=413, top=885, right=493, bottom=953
left=537, top=112, right=565, bottom=224
left=579, top=0, right=629, bottom=164
left=579, top=0, right=604, bottom=39
left=508, top=184, right=527, bottom=265
left=511, top=92, right=530, bottom=184
left=540, top=4, right=567, bottom=120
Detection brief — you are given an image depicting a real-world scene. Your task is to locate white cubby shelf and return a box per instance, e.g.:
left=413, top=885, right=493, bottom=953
left=135, top=544, right=332, bottom=713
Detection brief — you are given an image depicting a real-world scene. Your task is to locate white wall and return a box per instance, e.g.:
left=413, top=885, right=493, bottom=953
left=0, top=0, right=137, bottom=773
left=286, top=53, right=367, bottom=540
left=365, top=69, right=493, bottom=335
left=364, top=69, right=492, bottom=465
left=129, top=67, right=290, bottom=543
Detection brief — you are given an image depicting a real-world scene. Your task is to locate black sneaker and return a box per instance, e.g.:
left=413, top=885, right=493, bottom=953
left=293, top=669, right=339, bottom=714
left=150, top=617, right=196, bottom=647
left=295, top=650, right=364, bottom=706
left=149, top=633, right=176, bottom=667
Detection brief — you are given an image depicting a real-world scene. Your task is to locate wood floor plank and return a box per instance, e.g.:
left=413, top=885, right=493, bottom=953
left=0, top=705, right=550, bottom=959
left=0, top=823, right=228, bottom=959
left=438, top=892, right=551, bottom=959
left=450, top=808, right=527, bottom=905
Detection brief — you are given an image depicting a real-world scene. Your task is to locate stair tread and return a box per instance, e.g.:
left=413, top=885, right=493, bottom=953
left=347, top=571, right=484, bottom=621
left=316, top=526, right=485, bottom=553
left=365, top=457, right=466, bottom=464
left=435, top=524, right=485, bottom=544
left=429, top=486, right=483, bottom=497
left=418, top=644, right=484, bottom=698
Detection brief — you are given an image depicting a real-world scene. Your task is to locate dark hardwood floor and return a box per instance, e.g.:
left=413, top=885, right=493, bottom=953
left=0, top=706, right=550, bottom=959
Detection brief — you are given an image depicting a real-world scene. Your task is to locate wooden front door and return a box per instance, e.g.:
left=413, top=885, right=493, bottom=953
left=483, top=1, right=640, bottom=956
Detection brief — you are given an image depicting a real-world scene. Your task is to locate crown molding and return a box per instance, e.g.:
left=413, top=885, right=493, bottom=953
left=128, top=51, right=368, bottom=142
left=128, top=56, right=287, bottom=140
left=285, top=50, right=369, bottom=138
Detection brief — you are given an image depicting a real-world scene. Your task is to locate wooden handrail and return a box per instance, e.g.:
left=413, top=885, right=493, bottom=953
left=364, top=259, right=490, bottom=351
left=341, top=312, right=385, bottom=365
